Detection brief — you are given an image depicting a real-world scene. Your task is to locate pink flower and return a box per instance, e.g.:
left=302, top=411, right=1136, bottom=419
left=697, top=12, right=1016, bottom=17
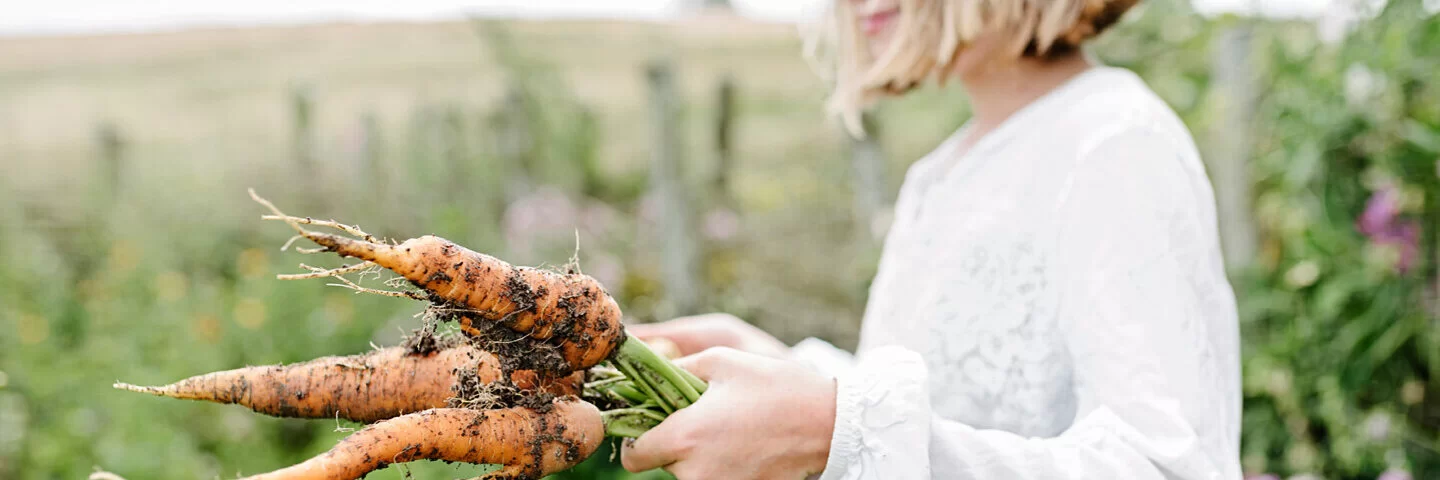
left=1357, top=184, right=1421, bottom=273
left=1358, top=184, right=1402, bottom=237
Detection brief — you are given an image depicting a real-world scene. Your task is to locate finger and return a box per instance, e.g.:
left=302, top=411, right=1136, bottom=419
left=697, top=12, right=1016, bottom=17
left=673, top=347, right=744, bottom=382
left=627, top=322, right=710, bottom=356
left=643, top=337, right=683, bottom=360
left=620, top=410, right=697, bottom=472
left=624, top=321, right=677, bottom=338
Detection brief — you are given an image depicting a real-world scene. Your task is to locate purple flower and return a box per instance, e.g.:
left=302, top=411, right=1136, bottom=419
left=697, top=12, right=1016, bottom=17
left=1358, top=184, right=1402, bottom=237
left=1390, top=221, right=1421, bottom=273
left=1358, top=184, right=1421, bottom=273
left=1244, top=474, right=1280, bottom=480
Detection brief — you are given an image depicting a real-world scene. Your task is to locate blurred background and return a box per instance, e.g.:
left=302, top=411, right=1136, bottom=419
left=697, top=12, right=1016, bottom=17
left=0, top=0, right=1436, bottom=478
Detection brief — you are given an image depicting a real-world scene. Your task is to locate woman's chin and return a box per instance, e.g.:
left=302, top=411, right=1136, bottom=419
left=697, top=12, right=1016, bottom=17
left=865, top=34, right=896, bottom=59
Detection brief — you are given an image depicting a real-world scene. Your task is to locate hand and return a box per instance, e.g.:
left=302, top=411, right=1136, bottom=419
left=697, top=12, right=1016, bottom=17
left=627, top=313, right=790, bottom=359
left=621, top=347, right=836, bottom=479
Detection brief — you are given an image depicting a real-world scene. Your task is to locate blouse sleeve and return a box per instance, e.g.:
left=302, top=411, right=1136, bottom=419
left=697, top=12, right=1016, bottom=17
left=817, top=128, right=1243, bottom=480
left=788, top=337, right=857, bottom=380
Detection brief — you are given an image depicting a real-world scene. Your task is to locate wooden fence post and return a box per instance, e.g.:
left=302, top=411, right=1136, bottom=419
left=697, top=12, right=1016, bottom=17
left=290, top=85, right=317, bottom=175
left=289, top=84, right=320, bottom=208
left=491, top=84, right=535, bottom=202
left=94, top=120, right=125, bottom=203
left=647, top=59, right=702, bottom=317
left=573, top=106, right=604, bottom=198
left=440, top=105, right=472, bottom=202
left=1208, top=24, right=1260, bottom=270
left=713, top=76, right=736, bottom=205
left=357, top=111, right=385, bottom=200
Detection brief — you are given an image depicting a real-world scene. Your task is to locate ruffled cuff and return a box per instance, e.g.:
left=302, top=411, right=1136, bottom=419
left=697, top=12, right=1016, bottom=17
left=817, top=346, right=932, bottom=480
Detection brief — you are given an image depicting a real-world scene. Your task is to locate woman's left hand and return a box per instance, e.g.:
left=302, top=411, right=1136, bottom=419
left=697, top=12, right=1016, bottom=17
left=620, top=347, right=837, bottom=479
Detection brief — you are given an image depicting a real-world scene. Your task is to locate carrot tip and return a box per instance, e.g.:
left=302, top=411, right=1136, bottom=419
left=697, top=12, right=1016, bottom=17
left=112, top=382, right=162, bottom=395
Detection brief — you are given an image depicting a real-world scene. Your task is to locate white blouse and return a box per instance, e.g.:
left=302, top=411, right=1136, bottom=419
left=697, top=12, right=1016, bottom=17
left=792, top=66, right=1243, bottom=479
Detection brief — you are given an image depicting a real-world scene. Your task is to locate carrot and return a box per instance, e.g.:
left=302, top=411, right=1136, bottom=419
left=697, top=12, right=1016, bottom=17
left=321, top=234, right=621, bottom=372
left=251, top=190, right=625, bottom=373
left=240, top=398, right=604, bottom=480
left=243, top=191, right=706, bottom=429
left=114, top=345, right=582, bottom=423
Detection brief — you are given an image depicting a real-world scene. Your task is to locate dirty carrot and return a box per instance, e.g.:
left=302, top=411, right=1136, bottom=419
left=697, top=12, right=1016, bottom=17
left=239, top=398, right=604, bottom=480
left=251, top=189, right=625, bottom=372
left=245, top=191, right=707, bottom=424
left=114, top=345, right=582, bottom=423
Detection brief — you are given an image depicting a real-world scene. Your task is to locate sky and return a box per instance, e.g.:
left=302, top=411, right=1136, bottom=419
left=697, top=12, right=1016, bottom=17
left=2, top=0, right=1341, bottom=36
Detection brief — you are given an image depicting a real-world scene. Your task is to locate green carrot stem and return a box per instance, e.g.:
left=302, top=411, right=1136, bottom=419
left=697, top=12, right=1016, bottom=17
left=633, top=362, right=692, bottom=409
left=607, top=407, right=667, bottom=423
left=602, top=409, right=665, bottom=438
left=592, top=379, right=648, bottom=405
left=614, top=357, right=675, bottom=414
left=608, top=382, right=648, bottom=404
left=584, top=375, right=628, bottom=390
left=617, top=338, right=703, bottom=403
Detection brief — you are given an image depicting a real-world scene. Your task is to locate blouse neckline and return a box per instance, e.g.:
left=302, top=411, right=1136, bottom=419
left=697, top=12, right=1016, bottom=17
left=927, top=66, right=1118, bottom=185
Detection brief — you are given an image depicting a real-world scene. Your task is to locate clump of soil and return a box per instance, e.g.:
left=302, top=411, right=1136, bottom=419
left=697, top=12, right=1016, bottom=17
left=400, top=321, right=462, bottom=355
left=466, top=319, right=570, bottom=376
left=524, top=409, right=583, bottom=477
left=448, top=365, right=557, bottom=413
left=423, top=304, right=570, bottom=377
left=448, top=365, right=508, bottom=410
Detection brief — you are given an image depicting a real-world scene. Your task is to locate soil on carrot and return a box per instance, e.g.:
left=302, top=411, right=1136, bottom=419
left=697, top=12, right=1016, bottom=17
left=548, top=279, right=591, bottom=346
left=400, top=322, right=461, bottom=355
left=449, top=365, right=508, bottom=410
left=448, top=364, right=558, bottom=414
left=504, top=269, right=539, bottom=317
left=425, top=303, right=571, bottom=376
left=551, top=275, right=626, bottom=364
left=499, top=268, right=626, bottom=371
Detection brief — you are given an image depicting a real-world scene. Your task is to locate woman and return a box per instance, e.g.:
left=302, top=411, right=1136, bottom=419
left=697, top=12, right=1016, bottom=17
left=622, top=0, right=1242, bottom=478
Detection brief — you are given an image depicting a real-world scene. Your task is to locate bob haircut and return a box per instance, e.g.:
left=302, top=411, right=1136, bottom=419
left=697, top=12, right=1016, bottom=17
left=804, top=0, right=1140, bottom=135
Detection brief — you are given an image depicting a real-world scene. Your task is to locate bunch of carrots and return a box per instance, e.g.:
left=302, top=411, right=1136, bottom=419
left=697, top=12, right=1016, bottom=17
left=112, top=190, right=704, bottom=479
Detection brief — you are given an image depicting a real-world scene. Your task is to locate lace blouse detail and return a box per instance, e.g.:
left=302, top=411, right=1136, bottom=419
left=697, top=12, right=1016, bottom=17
left=798, top=67, right=1243, bottom=480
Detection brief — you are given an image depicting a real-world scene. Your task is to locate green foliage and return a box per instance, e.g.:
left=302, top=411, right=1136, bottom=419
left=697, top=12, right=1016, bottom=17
left=1233, top=1, right=1440, bottom=477
left=1101, top=1, right=1440, bottom=478
left=1, top=4, right=1437, bottom=479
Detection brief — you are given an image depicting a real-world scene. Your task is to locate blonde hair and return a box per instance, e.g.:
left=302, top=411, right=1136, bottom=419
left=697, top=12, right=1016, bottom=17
left=804, top=0, right=1139, bottom=135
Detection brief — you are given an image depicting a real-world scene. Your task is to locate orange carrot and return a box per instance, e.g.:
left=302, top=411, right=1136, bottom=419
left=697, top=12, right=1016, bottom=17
left=289, top=231, right=623, bottom=372
left=251, top=191, right=626, bottom=372
left=115, top=345, right=581, bottom=423
left=240, top=398, right=604, bottom=480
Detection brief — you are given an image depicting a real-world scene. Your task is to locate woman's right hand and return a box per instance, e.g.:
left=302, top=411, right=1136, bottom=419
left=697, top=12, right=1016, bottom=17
left=627, top=313, right=791, bottom=359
